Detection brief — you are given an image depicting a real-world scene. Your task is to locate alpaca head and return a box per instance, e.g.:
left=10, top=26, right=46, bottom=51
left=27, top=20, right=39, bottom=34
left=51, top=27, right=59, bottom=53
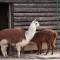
left=32, top=19, right=40, bottom=28
left=25, top=19, right=39, bottom=41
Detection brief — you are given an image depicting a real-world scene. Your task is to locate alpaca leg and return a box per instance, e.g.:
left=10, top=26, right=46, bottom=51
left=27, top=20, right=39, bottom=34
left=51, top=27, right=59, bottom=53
left=53, top=39, right=56, bottom=48
left=1, top=46, right=6, bottom=57
left=16, top=44, right=21, bottom=58
left=36, top=43, right=40, bottom=55
left=36, top=42, right=42, bottom=55
left=21, top=47, right=24, bottom=54
left=46, top=43, right=50, bottom=55
left=0, top=39, right=8, bottom=57
left=4, top=46, right=8, bottom=57
left=1, top=45, right=8, bottom=57
left=51, top=42, right=54, bottom=54
left=39, top=42, right=42, bottom=54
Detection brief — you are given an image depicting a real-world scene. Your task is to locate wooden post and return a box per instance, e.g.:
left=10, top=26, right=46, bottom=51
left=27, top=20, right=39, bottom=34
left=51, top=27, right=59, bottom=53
left=9, top=3, right=12, bottom=28
left=9, top=3, right=14, bottom=28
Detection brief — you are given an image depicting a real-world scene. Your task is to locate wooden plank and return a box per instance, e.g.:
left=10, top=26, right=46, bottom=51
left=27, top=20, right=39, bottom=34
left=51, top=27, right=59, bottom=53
left=14, top=17, right=57, bottom=22
left=14, top=21, right=57, bottom=26
left=57, top=36, right=60, bottom=39
left=13, top=3, right=57, bottom=8
left=0, top=0, right=56, bottom=2
left=56, top=40, right=60, bottom=44
left=14, top=26, right=60, bottom=30
left=14, top=8, right=57, bottom=13
left=58, top=0, right=60, bottom=2
left=0, top=0, right=57, bottom=3
left=9, top=0, right=57, bottom=3
left=14, top=25, right=57, bottom=29
left=55, top=30, right=60, bottom=32
left=56, top=44, right=60, bottom=48
left=0, top=0, right=9, bottom=2
left=58, top=4, right=60, bottom=7
left=13, top=13, right=56, bottom=17
left=58, top=8, right=60, bottom=11
left=14, top=25, right=58, bottom=31
left=14, top=19, right=59, bottom=23
left=58, top=13, right=60, bottom=16
left=14, top=22, right=30, bottom=26
left=14, top=19, right=58, bottom=22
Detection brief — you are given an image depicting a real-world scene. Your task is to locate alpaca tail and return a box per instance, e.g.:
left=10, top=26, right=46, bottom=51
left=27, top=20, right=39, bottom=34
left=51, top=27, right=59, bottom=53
left=54, top=31, right=57, bottom=39
left=53, top=31, right=58, bottom=48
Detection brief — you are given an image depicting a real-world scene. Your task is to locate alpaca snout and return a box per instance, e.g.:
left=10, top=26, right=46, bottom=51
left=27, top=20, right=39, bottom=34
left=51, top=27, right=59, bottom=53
left=37, top=23, right=40, bottom=27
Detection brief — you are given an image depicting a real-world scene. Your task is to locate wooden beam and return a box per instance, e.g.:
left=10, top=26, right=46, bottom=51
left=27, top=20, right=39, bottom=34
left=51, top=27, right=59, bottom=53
left=9, top=3, right=12, bottom=28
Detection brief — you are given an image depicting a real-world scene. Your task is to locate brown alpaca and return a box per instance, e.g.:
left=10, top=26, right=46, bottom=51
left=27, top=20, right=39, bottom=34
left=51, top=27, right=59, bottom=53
left=0, top=28, right=25, bottom=57
left=32, top=29, right=57, bottom=55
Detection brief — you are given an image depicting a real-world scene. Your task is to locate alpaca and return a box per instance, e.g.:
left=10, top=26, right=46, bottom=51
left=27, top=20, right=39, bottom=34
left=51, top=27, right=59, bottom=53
left=0, top=28, right=25, bottom=57
left=0, top=19, right=39, bottom=57
left=31, top=29, right=57, bottom=55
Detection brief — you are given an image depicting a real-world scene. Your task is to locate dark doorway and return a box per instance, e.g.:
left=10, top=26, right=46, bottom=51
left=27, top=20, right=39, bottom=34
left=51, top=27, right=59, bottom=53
left=0, top=3, right=9, bottom=30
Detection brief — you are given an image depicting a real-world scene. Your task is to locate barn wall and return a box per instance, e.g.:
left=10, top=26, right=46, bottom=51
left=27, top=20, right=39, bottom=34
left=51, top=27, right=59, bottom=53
left=10, top=0, right=60, bottom=49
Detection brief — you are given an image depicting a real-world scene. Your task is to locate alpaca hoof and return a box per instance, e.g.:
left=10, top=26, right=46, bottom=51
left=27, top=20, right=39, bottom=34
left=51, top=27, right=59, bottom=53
left=37, top=52, right=40, bottom=55
left=45, top=53, right=48, bottom=55
left=51, top=53, right=53, bottom=55
left=17, top=56, right=21, bottom=58
left=5, top=56, right=8, bottom=58
left=37, top=52, right=42, bottom=55
left=17, top=56, right=20, bottom=58
left=4, top=55, right=8, bottom=58
left=40, top=53, right=42, bottom=54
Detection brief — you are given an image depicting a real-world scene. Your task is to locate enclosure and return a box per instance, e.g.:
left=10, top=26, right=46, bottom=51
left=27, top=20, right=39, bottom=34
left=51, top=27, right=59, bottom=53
left=0, top=0, right=60, bottom=59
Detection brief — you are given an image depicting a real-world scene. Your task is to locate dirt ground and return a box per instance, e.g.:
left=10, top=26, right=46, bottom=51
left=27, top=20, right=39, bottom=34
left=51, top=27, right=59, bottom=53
left=0, top=49, right=60, bottom=60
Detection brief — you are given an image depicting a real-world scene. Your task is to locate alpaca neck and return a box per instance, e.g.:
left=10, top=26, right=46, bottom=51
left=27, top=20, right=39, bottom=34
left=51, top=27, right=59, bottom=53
left=17, top=21, right=38, bottom=47
left=25, top=24, right=36, bottom=41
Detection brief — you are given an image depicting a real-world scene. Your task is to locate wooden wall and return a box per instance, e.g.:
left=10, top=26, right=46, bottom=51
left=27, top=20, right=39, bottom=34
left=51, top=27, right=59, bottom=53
left=10, top=0, right=60, bottom=49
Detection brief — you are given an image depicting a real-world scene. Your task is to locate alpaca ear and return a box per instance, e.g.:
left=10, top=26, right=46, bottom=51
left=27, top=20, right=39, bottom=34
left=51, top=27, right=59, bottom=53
left=33, top=19, right=37, bottom=22
left=34, top=19, right=37, bottom=21
left=32, top=18, right=37, bottom=23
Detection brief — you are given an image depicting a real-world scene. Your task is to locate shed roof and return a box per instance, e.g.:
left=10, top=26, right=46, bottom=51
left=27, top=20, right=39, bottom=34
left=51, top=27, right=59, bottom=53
left=0, top=0, right=57, bottom=3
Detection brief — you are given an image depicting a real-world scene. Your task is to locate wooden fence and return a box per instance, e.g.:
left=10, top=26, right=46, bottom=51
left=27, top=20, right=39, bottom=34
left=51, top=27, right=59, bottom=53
left=10, top=0, right=60, bottom=49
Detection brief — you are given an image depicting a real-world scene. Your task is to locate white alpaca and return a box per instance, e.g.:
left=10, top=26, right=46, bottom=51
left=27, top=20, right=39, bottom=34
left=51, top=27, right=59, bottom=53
left=0, top=19, right=39, bottom=58
left=16, top=19, right=39, bottom=57
left=0, top=39, right=8, bottom=57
